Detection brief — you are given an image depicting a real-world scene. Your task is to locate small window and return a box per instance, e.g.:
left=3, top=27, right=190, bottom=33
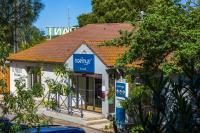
left=26, top=66, right=41, bottom=88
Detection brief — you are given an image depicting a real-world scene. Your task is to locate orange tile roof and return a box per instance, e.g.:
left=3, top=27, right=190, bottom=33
left=85, top=40, right=128, bottom=66
left=8, top=23, right=133, bottom=66
left=85, top=40, right=143, bottom=67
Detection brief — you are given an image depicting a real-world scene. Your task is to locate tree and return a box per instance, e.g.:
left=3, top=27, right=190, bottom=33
left=19, top=26, right=46, bottom=50
left=0, top=64, right=73, bottom=132
left=0, top=26, right=11, bottom=94
left=0, top=26, right=10, bottom=67
left=110, top=0, right=200, bottom=73
left=0, top=1, right=48, bottom=132
left=2, top=78, right=49, bottom=132
left=78, top=13, right=98, bottom=27
left=78, top=0, right=154, bottom=27
left=106, top=0, right=200, bottom=132
left=0, top=0, right=44, bottom=53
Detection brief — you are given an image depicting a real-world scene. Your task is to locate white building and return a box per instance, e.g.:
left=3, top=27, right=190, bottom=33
left=8, top=23, right=137, bottom=117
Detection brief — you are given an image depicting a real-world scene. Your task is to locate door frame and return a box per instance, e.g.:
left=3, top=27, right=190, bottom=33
left=73, top=73, right=102, bottom=113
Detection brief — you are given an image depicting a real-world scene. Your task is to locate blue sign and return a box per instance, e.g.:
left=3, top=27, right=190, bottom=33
left=115, top=81, right=128, bottom=128
left=116, top=107, right=125, bottom=125
left=73, top=54, right=95, bottom=73
left=116, top=82, right=126, bottom=98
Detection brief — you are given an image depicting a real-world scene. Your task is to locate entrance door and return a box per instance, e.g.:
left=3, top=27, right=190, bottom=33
left=85, top=77, right=95, bottom=111
left=94, top=78, right=102, bottom=112
left=73, top=74, right=102, bottom=113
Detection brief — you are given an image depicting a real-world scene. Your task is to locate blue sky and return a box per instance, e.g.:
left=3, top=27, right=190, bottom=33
left=34, top=0, right=92, bottom=31
left=34, top=0, right=189, bottom=33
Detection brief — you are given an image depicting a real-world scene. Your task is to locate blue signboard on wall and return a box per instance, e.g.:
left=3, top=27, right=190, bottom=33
left=73, top=54, right=95, bottom=73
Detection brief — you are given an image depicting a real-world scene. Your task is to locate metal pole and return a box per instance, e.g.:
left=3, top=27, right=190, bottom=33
left=70, top=93, right=73, bottom=115
left=81, top=95, right=83, bottom=118
left=55, top=92, right=58, bottom=111
left=85, top=77, right=87, bottom=110
left=67, top=93, right=70, bottom=114
left=47, top=92, right=50, bottom=110
left=93, top=77, right=95, bottom=111
left=76, top=76, right=79, bottom=108
left=70, top=78, right=72, bottom=115
left=57, top=93, right=60, bottom=112
left=67, top=7, right=71, bottom=31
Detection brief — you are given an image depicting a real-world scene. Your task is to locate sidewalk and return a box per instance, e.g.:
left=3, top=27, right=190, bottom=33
left=52, top=118, right=104, bottom=133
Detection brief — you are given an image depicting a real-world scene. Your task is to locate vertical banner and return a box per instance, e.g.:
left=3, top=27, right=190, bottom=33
left=115, top=81, right=128, bottom=128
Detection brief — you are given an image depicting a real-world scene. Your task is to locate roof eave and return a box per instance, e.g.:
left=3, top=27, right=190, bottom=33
left=8, top=59, right=64, bottom=64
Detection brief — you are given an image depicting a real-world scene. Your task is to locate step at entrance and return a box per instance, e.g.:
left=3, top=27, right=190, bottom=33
left=85, top=119, right=110, bottom=125
left=37, top=107, right=111, bottom=130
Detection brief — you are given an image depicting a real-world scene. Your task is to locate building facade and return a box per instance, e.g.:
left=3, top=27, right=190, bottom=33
left=8, top=23, right=137, bottom=117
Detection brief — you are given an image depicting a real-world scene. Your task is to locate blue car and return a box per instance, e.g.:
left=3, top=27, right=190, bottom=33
left=21, top=126, right=86, bottom=133
left=0, top=118, right=85, bottom=133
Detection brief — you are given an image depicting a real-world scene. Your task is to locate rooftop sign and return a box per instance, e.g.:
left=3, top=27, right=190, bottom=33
left=46, top=27, right=77, bottom=39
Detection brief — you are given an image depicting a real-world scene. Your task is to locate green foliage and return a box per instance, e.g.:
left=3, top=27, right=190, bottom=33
left=19, top=26, right=46, bottom=50
left=108, top=84, right=115, bottom=100
left=27, top=66, right=43, bottom=75
left=0, top=43, right=10, bottom=67
left=108, top=0, right=200, bottom=73
left=121, top=85, right=151, bottom=126
left=131, top=125, right=144, bottom=133
left=3, top=78, right=48, bottom=132
left=0, top=0, right=44, bottom=52
left=0, top=79, right=7, bottom=93
left=78, top=0, right=154, bottom=27
left=32, top=83, right=44, bottom=97
left=53, top=64, right=72, bottom=79
left=0, top=26, right=11, bottom=67
left=45, top=98, right=57, bottom=110
left=46, top=79, right=70, bottom=96
left=0, top=1, right=47, bottom=131
left=106, top=0, right=200, bottom=132
left=46, top=64, right=71, bottom=96
left=0, top=0, right=44, bottom=26
left=78, top=13, right=98, bottom=27
left=10, top=124, right=22, bottom=133
left=0, top=80, right=6, bottom=87
left=45, top=64, right=72, bottom=110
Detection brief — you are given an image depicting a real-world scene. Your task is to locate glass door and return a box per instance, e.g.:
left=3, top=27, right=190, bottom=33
left=94, top=78, right=102, bottom=112
left=85, top=77, right=95, bottom=111
left=73, top=75, right=102, bottom=113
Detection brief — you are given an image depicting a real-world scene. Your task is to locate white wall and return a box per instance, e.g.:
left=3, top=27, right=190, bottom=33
left=10, top=61, right=58, bottom=94
left=65, top=44, right=109, bottom=116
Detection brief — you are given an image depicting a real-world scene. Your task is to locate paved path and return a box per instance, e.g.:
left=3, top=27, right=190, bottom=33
left=52, top=118, right=104, bottom=133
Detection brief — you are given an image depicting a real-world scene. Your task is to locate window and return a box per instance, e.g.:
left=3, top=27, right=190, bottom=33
left=26, top=66, right=41, bottom=88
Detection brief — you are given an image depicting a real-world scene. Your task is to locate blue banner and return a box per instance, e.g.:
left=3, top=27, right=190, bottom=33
left=73, top=54, right=95, bottom=73
left=115, top=81, right=128, bottom=128
left=116, top=82, right=126, bottom=98
left=116, top=107, right=125, bottom=126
